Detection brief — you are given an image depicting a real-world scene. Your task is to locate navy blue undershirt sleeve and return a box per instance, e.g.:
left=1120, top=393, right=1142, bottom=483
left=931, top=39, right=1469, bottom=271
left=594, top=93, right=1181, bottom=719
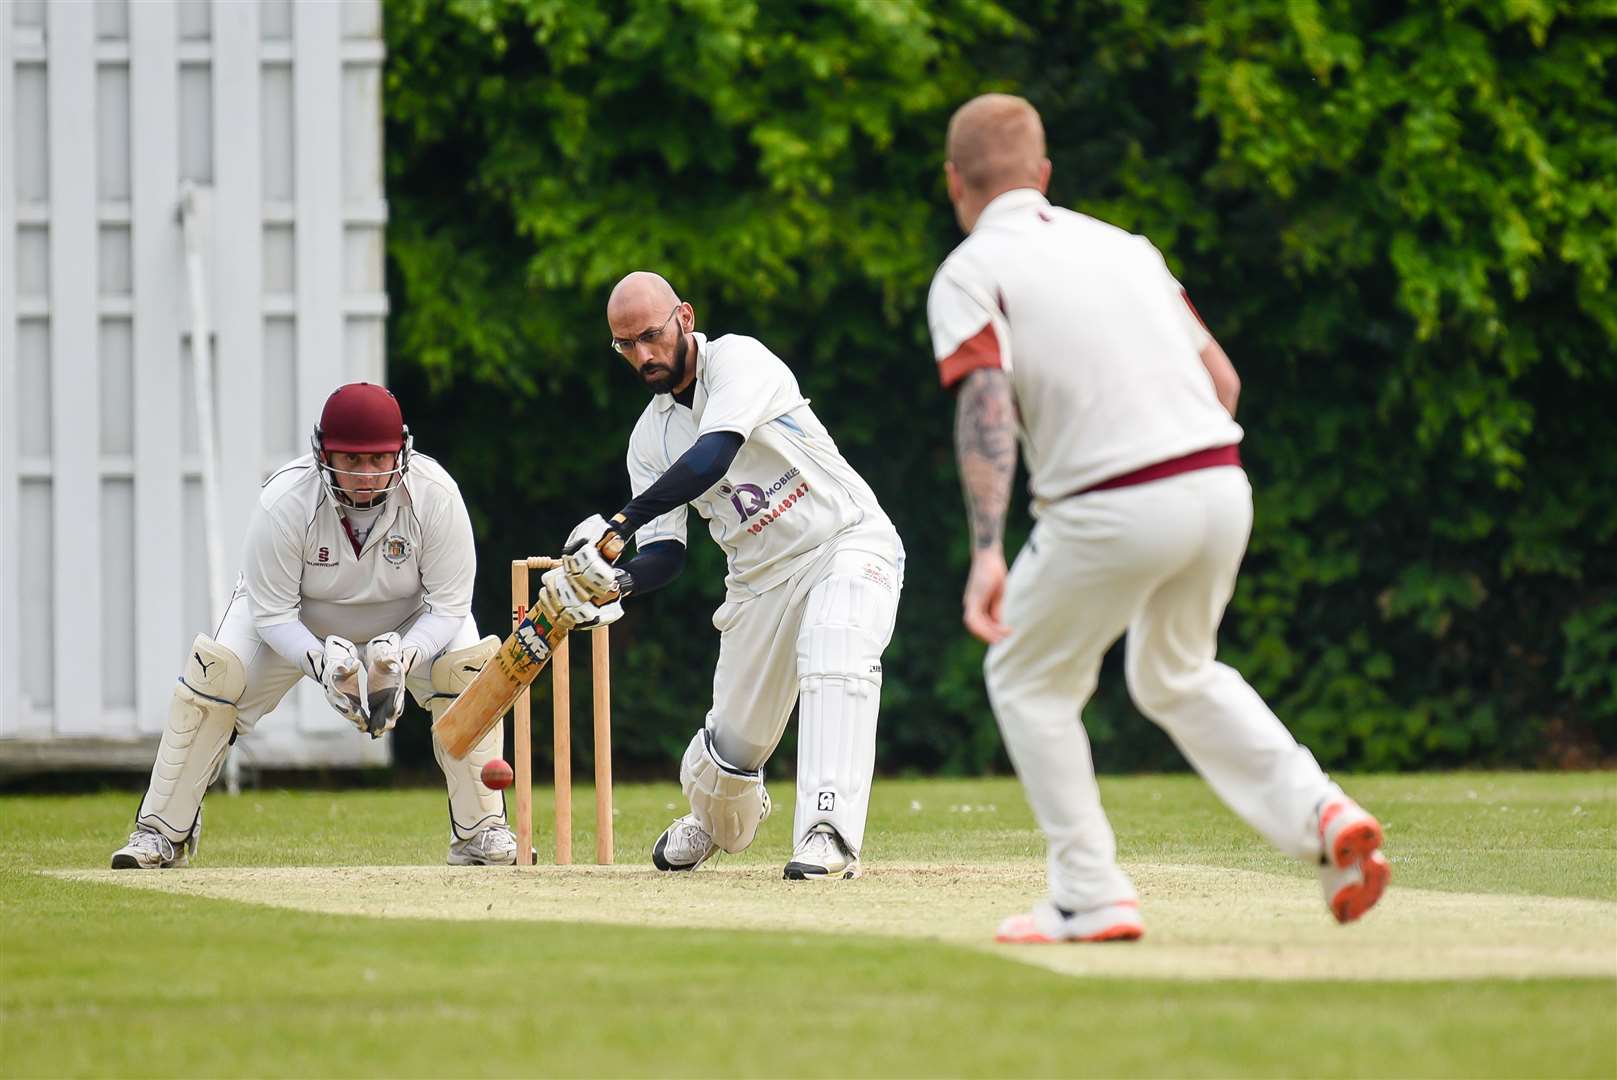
left=614, top=430, right=743, bottom=537
left=616, top=540, right=686, bottom=597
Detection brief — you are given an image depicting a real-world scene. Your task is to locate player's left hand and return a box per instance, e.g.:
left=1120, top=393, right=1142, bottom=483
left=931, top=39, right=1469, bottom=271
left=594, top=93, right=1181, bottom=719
left=562, top=514, right=621, bottom=604
left=962, top=548, right=1012, bottom=644
left=362, top=632, right=420, bottom=738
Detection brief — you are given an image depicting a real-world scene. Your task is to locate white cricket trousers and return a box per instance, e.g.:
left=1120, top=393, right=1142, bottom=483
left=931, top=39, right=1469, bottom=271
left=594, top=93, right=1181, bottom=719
left=705, top=538, right=903, bottom=855
left=986, top=466, right=1339, bottom=912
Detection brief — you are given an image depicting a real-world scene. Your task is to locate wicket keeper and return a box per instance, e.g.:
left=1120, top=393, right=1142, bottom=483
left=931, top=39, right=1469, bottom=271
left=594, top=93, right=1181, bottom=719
left=111, top=383, right=518, bottom=869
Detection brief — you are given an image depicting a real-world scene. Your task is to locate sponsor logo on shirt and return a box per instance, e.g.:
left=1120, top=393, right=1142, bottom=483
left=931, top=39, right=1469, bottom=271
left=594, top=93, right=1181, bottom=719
left=743, top=481, right=811, bottom=536
left=718, top=467, right=807, bottom=533
left=306, top=546, right=335, bottom=567
left=381, top=535, right=412, bottom=565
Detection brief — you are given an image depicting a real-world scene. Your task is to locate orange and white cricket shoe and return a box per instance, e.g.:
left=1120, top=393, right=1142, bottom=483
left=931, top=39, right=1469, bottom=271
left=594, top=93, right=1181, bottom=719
left=994, top=899, right=1144, bottom=944
left=1317, top=798, right=1389, bottom=923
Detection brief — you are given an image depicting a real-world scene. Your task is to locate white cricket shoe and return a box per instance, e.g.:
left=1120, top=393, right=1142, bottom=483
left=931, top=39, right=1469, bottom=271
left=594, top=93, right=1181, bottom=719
left=783, top=824, right=860, bottom=881
left=447, top=825, right=518, bottom=866
left=652, top=815, right=717, bottom=872
left=1317, top=798, right=1388, bottom=923
left=994, top=899, right=1144, bottom=944
left=110, top=828, right=193, bottom=870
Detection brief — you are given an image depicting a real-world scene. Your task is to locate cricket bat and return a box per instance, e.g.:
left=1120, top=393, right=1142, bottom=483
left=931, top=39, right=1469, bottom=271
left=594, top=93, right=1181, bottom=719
left=432, top=530, right=625, bottom=759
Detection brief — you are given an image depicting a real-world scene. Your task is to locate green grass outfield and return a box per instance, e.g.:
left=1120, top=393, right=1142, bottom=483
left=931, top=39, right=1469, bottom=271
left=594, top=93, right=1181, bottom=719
left=2, top=772, right=1613, bottom=1078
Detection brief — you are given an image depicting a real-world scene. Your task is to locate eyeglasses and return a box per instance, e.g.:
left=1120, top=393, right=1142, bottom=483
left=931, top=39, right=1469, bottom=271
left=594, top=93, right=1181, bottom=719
left=610, top=305, right=681, bottom=355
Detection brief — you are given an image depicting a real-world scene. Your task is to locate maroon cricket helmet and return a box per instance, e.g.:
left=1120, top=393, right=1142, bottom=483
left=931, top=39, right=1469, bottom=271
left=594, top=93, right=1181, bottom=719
left=317, top=383, right=407, bottom=453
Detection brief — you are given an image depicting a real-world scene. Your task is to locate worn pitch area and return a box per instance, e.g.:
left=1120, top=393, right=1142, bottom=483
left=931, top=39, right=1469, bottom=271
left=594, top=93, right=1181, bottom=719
left=54, top=861, right=1615, bottom=982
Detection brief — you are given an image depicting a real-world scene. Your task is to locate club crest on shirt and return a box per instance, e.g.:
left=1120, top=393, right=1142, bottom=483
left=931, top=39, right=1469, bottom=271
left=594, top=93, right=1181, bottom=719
left=381, top=534, right=412, bottom=565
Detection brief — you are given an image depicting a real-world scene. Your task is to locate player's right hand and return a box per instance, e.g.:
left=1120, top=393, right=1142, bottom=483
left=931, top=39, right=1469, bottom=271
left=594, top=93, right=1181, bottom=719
left=537, top=567, right=622, bottom=632
left=533, top=569, right=585, bottom=636
left=320, top=635, right=369, bottom=730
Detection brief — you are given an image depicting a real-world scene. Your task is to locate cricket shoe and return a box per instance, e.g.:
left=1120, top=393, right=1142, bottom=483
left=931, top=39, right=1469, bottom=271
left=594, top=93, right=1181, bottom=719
left=1317, top=798, right=1389, bottom=923
left=652, top=815, right=718, bottom=872
left=783, top=824, right=860, bottom=880
left=447, top=825, right=518, bottom=866
left=994, top=899, right=1144, bottom=944
left=111, top=827, right=194, bottom=870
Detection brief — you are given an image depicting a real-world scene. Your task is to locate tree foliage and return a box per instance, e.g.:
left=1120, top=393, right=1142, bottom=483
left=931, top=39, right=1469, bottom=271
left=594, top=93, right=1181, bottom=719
left=384, top=0, right=1617, bottom=775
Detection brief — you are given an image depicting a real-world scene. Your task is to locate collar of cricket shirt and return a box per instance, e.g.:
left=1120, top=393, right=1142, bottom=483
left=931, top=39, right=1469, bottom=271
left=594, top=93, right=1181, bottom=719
left=975, top=187, right=1051, bottom=228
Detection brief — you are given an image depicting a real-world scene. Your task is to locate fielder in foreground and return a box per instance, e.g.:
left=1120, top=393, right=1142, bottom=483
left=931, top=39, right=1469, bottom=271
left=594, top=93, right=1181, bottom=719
left=111, top=383, right=518, bottom=868
left=546, top=271, right=905, bottom=880
left=928, top=95, right=1388, bottom=942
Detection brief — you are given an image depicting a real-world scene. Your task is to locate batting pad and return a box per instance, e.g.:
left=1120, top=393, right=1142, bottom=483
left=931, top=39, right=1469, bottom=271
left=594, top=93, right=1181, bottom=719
left=792, top=565, right=893, bottom=855
left=681, top=728, right=771, bottom=853
left=429, top=636, right=507, bottom=839
left=137, top=635, right=246, bottom=844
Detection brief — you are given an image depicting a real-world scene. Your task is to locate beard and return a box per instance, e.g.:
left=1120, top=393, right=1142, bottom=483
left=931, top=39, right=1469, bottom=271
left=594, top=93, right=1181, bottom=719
left=639, top=330, right=689, bottom=394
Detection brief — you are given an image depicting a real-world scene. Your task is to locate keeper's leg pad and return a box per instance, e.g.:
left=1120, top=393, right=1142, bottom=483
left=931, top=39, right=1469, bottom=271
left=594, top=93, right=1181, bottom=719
left=136, top=635, right=246, bottom=844
left=681, top=727, right=771, bottom=854
left=793, top=563, right=895, bottom=857
left=428, top=636, right=507, bottom=839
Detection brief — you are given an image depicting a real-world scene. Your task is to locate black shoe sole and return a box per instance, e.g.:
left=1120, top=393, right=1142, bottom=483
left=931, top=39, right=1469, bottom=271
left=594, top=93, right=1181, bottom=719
left=783, top=861, right=856, bottom=880
left=652, top=835, right=707, bottom=872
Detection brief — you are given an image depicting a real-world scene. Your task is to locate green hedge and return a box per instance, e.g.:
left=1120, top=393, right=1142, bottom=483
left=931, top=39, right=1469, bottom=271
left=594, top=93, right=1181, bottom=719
left=381, top=0, right=1617, bottom=775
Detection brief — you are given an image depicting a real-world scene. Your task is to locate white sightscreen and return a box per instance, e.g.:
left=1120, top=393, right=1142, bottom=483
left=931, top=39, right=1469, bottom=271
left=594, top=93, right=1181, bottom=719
left=1, top=0, right=390, bottom=769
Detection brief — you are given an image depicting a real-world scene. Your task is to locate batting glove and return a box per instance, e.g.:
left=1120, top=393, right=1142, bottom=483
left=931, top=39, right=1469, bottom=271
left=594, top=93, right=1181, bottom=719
left=538, top=566, right=622, bottom=632
left=562, top=514, right=621, bottom=604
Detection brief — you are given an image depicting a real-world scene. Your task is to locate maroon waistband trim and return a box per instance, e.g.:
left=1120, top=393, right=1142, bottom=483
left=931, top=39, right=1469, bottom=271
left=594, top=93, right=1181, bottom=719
left=1074, top=444, right=1242, bottom=497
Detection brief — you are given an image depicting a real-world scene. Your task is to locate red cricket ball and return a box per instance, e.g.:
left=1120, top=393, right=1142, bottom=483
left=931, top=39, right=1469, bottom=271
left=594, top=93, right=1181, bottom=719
left=481, top=758, right=514, bottom=791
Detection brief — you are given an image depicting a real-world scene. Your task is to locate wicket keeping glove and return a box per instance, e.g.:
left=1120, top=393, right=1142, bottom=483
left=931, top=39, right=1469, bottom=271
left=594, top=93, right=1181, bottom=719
left=319, top=635, right=369, bottom=732
left=362, top=632, right=421, bottom=738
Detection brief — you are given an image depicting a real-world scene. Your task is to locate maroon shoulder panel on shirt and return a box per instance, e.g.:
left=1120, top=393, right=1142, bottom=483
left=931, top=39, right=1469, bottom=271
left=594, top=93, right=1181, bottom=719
left=938, top=322, right=1002, bottom=389
left=1181, top=289, right=1210, bottom=332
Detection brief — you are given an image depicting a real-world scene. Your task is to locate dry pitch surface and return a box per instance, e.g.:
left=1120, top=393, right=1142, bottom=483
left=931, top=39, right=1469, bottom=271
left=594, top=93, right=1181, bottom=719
left=56, top=860, right=1615, bottom=982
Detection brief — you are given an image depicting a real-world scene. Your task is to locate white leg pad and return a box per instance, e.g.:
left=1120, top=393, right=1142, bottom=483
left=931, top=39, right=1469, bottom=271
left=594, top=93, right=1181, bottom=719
left=793, top=568, right=892, bottom=856
left=429, top=636, right=507, bottom=839
left=136, top=635, right=246, bottom=844
left=681, top=728, right=771, bottom=854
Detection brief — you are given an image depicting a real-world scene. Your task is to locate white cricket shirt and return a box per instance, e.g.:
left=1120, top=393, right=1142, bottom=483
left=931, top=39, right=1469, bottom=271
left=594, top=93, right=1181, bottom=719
left=927, top=189, right=1242, bottom=508
left=241, top=452, right=477, bottom=639
left=626, top=332, right=900, bottom=600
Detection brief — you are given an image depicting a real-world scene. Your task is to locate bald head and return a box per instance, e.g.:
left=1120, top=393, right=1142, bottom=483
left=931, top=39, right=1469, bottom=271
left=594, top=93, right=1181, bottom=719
left=607, top=270, right=681, bottom=326
left=605, top=270, right=699, bottom=395
left=946, top=94, right=1047, bottom=193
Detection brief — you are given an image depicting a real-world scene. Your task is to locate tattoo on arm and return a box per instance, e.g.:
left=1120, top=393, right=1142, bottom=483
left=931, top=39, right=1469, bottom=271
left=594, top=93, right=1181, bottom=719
left=953, top=368, right=1018, bottom=552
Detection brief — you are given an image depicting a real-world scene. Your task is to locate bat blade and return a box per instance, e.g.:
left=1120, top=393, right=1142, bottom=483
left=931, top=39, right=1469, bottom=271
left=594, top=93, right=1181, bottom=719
left=432, top=613, right=562, bottom=759
left=431, top=531, right=625, bottom=760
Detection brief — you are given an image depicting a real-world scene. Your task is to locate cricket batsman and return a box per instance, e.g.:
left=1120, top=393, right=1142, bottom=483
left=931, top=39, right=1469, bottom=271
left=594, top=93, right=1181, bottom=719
left=536, top=271, right=905, bottom=879
left=111, top=383, right=517, bottom=868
